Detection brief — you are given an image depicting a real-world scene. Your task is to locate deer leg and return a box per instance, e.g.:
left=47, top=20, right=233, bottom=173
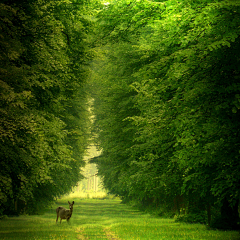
left=60, top=218, right=62, bottom=224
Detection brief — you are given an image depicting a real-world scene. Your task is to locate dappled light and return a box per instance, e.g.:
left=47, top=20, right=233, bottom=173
left=0, top=199, right=239, bottom=239
left=1, top=0, right=240, bottom=238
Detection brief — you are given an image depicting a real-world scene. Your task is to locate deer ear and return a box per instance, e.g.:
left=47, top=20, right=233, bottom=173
left=72, top=201, right=74, bottom=204
left=68, top=201, right=70, bottom=204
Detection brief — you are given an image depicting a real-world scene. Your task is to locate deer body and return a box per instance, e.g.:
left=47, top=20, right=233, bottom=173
left=56, top=201, right=74, bottom=224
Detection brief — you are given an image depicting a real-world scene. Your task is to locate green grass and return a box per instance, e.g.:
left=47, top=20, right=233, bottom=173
left=0, top=198, right=239, bottom=240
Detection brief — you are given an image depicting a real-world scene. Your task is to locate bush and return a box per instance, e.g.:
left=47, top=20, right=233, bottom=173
left=175, top=212, right=206, bottom=224
left=210, top=215, right=240, bottom=230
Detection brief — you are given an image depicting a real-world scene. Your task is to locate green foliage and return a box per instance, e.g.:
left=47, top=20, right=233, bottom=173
left=0, top=0, right=94, bottom=214
left=175, top=212, right=207, bottom=224
left=91, top=0, right=240, bottom=229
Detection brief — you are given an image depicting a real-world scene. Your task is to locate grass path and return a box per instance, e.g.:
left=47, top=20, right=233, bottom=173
left=0, top=198, right=239, bottom=240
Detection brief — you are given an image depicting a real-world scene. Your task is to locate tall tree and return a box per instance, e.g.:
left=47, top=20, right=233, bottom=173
left=0, top=0, right=94, bottom=214
left=91, top=0, right=240, bottom=229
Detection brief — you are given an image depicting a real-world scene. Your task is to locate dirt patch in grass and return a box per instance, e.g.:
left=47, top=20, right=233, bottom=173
left=104, top=227, right=121, bottom=240
left=76, top=227, right=89, bottom=240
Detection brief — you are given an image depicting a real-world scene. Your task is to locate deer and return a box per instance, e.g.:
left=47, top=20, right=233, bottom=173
left=56, top=201, right=74, bottom=224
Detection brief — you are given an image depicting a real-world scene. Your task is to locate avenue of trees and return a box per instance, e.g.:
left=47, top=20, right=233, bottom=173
left=90, top=0, right=240, bottom=230
left=1, top=0, right=240, bottom=230
left=0, top=0, right=94, bottom=214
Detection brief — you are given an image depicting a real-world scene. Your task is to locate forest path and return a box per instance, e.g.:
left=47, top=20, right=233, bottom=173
left=70, top=198, right=139, bottom=240
left=56, top=198, right=239, bottom=240
left=0, top=198, right=239, bottom=240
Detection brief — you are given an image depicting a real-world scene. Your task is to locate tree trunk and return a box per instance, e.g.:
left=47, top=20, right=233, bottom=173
left=14, top=199, right=18, bottom=212
left=220, top=197, right=239, bottom=230
left=207, top=203, right=211, bottom=226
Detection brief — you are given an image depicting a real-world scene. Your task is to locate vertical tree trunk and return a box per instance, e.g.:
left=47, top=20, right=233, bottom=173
left=96, top=176, right=98, bottom=192
left=206, top=203, right=211, bottom=226
left=220, top=197, right=239, bottom=230
left=14, top=199, right=18, bottom=212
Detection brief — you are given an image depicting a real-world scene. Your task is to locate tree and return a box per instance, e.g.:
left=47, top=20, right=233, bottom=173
left=0, top=0, right=94, bottom=214
left=91, top=0, right=240, bottom=229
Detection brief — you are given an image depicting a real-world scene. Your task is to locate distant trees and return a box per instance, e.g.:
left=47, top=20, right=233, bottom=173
left=91, top=0, right=240, bottom=229
left=0, top=0, right=93, bottom=214
left=2, top=0, right=240, bottom=229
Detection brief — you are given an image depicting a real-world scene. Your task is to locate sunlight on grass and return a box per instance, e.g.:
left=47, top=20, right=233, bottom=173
left=64, top=191, right=108, bottom=200
left=0, top=198, right=239, bottom=240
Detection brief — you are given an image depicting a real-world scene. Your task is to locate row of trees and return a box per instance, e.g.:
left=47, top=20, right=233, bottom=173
left=0, top=0, right=94, bottom=214
left=91, top=0, right=240, bottom=229
left=77, top=144, right=102, bottom=193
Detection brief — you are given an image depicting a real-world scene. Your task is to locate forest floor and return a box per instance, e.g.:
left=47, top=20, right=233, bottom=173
left=0, top=198, right=239, bottom=240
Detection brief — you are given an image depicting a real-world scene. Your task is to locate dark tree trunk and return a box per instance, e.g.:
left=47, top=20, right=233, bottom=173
left=220, top=197, right=239, bottom=229
left=211, top=197, right=239, bottom=230
left=207, top=203, right=211, bottom=226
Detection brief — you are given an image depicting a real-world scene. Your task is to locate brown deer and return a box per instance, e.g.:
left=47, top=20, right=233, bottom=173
left=56, top=201, right=74, bottom=224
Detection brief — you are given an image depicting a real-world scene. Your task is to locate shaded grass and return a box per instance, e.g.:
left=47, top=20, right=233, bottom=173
left=0, top=215, right=77, bottom=240
left=0, top=198, right=239, bottom=240
left=112, top=219, right=239, bottom=240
